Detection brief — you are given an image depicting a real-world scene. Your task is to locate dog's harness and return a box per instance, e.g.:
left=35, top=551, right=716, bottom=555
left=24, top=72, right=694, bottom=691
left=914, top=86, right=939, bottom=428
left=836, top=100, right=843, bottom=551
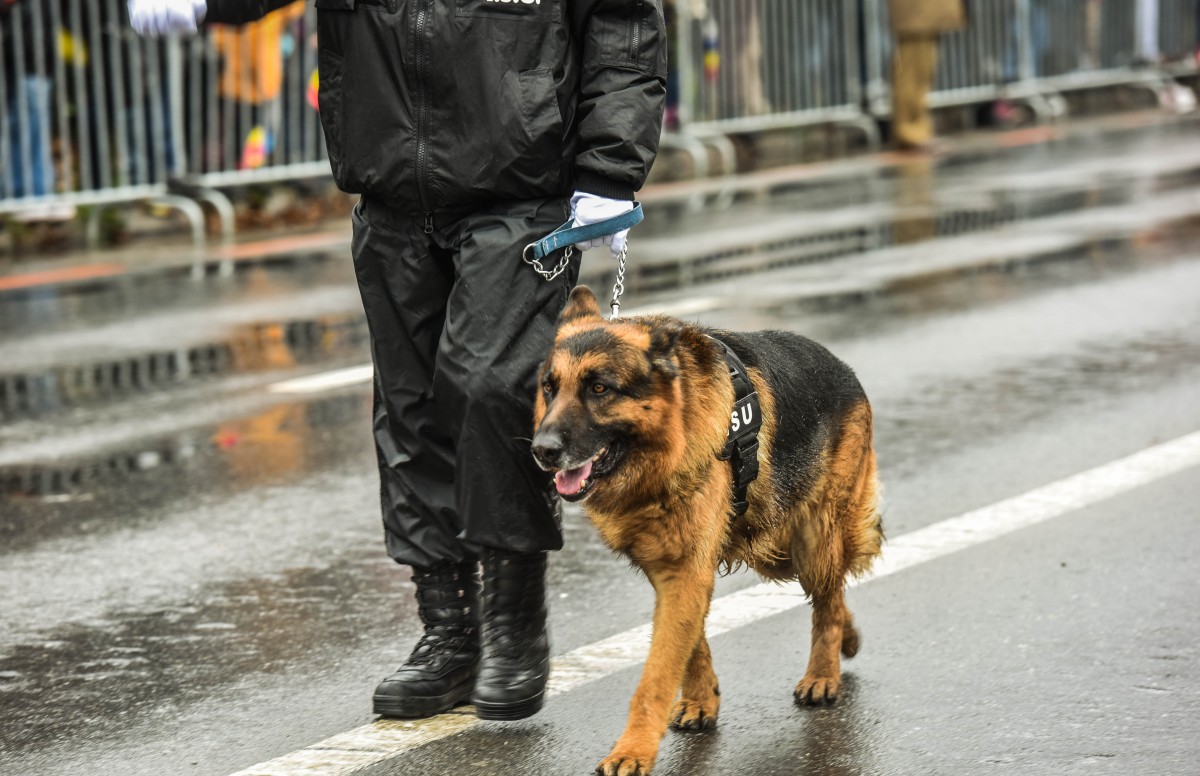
left=710, top=336, right=762, bottom=518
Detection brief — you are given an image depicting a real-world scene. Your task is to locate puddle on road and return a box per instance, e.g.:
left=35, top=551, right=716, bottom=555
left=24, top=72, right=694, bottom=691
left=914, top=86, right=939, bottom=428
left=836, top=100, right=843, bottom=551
left=3, top=153, right=1200, bottom=768
left=0, top=500, right=636, bottom=767
left=0, top=391, right=374, bottom=553
left=0, top=309, right=370, bottom=420
left=4, top=319, right=1198, bottom=766
left=0, top=256, right=352, bottom=342
left=624, top=157, right=1200, bottom=302
left=0, top=553, right=405, bottom=758
left=710, top=219, right=1200, bottom=345
left=6, top=223, right=1198, bottom=554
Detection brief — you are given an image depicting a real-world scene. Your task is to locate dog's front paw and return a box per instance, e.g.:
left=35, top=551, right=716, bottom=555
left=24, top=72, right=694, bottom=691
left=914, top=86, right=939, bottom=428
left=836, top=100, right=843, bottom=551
left=670, top=698, right=718, bottom=731
left=794, top=674, right=841, bottom=706
left=596, top=748, right=657, bottom=776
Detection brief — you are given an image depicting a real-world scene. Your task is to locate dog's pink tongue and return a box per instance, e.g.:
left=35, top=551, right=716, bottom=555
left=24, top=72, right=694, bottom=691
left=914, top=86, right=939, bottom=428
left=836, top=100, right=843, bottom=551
left=554, top=460, right=593, bottom=496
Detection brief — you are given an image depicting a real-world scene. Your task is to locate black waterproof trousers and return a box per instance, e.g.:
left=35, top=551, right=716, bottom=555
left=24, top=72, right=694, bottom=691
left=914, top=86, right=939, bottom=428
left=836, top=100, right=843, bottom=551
left=352, top=196, right=580, bottom=568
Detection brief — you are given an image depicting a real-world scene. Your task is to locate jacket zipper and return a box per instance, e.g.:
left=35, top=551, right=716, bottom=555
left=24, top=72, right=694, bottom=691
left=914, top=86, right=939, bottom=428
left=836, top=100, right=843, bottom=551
left=415, top=0, right=433, bottom=230
left=630, top=0, right=643, bottom=63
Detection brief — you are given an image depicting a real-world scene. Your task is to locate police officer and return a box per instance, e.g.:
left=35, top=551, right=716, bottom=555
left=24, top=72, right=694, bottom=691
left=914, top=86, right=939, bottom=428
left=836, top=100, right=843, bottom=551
left=129, top=0, right=666, bottom=721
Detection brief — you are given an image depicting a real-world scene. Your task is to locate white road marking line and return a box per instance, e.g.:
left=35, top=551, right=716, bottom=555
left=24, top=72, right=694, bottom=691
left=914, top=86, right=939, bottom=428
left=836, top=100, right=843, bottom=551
left=228, top=429, right=1200, bottom=775
left=268, top=365, right=374, bottom=395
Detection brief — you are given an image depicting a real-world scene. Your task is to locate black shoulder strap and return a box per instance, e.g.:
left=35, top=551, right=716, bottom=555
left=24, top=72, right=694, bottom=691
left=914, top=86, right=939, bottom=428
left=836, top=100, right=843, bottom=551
left=709, top=336, right=762, bottom=518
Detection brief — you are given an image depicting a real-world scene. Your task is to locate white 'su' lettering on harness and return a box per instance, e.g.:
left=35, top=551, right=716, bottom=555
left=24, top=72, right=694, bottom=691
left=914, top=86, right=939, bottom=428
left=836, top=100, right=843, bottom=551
left=708, top=336, right=763, bottom=518
left=730, top=402, right=755, bottom=434
left=486, top=0, right=541, bottom=4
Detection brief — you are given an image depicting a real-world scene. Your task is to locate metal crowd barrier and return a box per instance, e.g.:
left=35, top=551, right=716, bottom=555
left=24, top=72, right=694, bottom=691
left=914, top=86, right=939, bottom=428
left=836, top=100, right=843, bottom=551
left=0, top=0, right=322, bottom=239
left=861, top=0, right=1198, bottom=121
left=1, top=0, right=204, bottom=236
left=861, top=0, right=1055, bottom=114
left=2, top=0, right=1199, bottom=238
left=667, top=0, right=878, bottom=173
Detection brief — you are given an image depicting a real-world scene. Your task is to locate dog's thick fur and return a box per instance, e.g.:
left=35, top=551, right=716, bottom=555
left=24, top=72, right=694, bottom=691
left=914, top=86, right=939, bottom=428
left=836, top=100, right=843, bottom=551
left=531, top=287, right=883, bottom=776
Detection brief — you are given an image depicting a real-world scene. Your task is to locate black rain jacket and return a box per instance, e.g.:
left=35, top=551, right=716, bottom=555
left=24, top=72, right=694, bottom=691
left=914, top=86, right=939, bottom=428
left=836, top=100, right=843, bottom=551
left=205, top=0, right=667, bottom=215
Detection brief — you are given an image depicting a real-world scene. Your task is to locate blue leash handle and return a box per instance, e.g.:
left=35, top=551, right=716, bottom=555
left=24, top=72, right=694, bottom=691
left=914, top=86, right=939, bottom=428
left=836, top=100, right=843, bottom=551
left=523, top=202, right=644, bottom=263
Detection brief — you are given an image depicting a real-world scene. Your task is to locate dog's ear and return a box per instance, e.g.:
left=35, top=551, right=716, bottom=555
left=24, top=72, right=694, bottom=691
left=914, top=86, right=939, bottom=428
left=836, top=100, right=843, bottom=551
left=559, top=285, right=603, bottom=325
left=648, top=321, right=683, bottom=377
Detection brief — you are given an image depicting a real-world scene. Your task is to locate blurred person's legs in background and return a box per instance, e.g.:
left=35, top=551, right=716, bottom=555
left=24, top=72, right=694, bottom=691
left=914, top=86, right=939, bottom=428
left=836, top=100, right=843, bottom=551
left=891, top=34, right=939, bottom=150
left=1001, top=0, right=1047, bottom=82
left=797, top=5, right=832, bottom=111
left=123, top=79, right=180, bottom=184
left=4, top=73, right=74, bottom=225
left=664, top=0, right=679, bottom=130
left=1084, top=0, right=1101, bottom=70
left=1136, top=0, right=1159, bottom=65
left=994, top=2, right=1049, bottom=127
left=739, top=0, right=768, bottom=115
left=6, top=74, right=55, bottom=200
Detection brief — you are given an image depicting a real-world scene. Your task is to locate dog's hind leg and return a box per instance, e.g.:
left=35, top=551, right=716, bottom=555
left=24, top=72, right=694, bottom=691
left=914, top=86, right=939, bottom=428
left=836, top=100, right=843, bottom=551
left=794, top=585, right=851, bottom=705
left=671, top=632, right=720, bottom=731
left=841, top=607, right=861, bottom=658
left=792, top=400, right=881, bottom=705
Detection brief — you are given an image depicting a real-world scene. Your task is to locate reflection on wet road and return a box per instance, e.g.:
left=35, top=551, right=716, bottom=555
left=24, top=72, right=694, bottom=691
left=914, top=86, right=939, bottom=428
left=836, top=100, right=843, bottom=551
left=3, top=114, right=1200, bottom=776
left=2, top=393, right=371, bottom=548
left=4, top=242, right=1200, bottom=774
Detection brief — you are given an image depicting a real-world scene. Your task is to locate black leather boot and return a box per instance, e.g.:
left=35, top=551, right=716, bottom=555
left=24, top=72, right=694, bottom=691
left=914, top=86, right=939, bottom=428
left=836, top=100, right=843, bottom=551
left=471, top=550, right=550, bottom=720
left=373, top=561, right=480, bottom=718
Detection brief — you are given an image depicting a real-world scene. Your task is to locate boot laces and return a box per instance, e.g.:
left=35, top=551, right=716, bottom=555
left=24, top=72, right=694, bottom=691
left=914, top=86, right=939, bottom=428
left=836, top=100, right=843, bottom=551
left=406, top=626, right=471, bottom=666
left=404, top=563, right=478, bottom=667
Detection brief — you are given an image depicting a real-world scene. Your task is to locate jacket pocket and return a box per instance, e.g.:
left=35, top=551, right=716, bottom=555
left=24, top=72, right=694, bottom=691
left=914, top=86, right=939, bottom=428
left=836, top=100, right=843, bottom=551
left=464, top=67, right=563, bottom=198
left=317, top=48, right=346, bottom=185
left=597, top=0, right=666, bottom=76
left=518, top=68, right=563, bottom=160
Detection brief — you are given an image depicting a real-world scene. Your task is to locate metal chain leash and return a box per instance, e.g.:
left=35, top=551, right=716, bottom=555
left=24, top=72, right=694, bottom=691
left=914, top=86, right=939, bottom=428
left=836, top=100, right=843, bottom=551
left=522, top=243, right=574, bottom=282
left=609, top=243, right=628, bottom=318
left=523, top=240, right=630, bottom=318
left=522, top=202, right=641, bottom=315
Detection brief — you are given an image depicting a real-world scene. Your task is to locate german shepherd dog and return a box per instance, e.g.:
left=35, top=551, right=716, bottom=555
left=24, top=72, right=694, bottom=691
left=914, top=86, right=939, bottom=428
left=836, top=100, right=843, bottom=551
left=531, top=287, right=883, bottom=776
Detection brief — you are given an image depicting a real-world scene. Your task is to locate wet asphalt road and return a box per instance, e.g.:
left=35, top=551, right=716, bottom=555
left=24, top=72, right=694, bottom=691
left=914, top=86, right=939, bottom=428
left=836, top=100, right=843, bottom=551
left=361, top=469, right=1200, bottom=776
left=3, top=124, right=1200, bottom=775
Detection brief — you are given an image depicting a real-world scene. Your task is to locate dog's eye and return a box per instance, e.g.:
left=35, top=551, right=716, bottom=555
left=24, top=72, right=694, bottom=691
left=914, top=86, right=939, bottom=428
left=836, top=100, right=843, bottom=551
left=591, top=383, right=609, bottom=395
left=542, top=381, right=553, bottom=395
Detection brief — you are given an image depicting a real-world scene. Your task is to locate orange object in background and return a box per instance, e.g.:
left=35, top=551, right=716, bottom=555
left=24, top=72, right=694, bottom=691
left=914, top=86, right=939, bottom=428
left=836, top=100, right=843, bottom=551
left=210, top=1, right=306, bottom=105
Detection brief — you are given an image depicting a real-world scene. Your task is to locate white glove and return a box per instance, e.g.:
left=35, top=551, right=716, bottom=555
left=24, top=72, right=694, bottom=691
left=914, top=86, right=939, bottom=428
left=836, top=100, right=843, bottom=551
left=570, top=191, right=636, bottom=258
left=128, top=0, right=207, bottom=37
